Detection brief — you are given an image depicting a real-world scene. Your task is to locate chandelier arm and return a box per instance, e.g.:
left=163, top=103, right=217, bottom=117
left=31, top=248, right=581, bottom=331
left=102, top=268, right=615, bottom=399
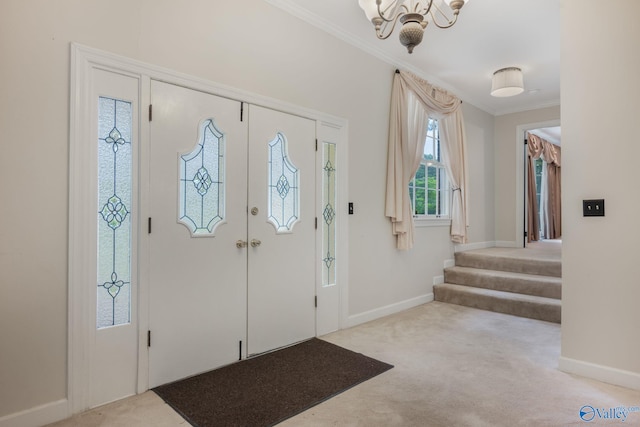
left=375, top=16, right=403, bottom=39
left=429, top=5, right=459, bottom=29
left=416, top=0, right=435, bottom=16
left=376, top=0, right=408, bottom=23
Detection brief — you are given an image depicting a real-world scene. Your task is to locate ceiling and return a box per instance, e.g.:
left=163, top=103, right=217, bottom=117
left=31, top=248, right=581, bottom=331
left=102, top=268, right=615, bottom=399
left=266, top=0, right=561, bottom=116
left=529, top=126, right=561, bottom=146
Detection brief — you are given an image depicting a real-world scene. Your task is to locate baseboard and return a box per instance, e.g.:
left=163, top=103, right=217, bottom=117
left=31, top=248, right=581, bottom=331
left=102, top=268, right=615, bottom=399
left=495, top=240, right=520, bottom=248
left=454, top=241, right=495, bottom=252
left=433, top=275, right=444, bottom=285
left=444, top=258, right=455, bottom=268
left=0, top=399, right=68, bottom=427
left=559, top=356, right=640, bottom=391
left=344, top=294, right=433, bottom=329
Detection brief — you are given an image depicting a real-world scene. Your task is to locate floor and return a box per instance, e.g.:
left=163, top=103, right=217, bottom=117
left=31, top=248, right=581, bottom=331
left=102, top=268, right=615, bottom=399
left=49, top=282, right=640, bottom=426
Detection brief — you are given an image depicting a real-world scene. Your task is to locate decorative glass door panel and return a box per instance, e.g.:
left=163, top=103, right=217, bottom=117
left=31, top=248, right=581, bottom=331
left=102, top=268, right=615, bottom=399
left=179, top=119, right=225, bottom=236
left=267, top=132, right=300, bottom=233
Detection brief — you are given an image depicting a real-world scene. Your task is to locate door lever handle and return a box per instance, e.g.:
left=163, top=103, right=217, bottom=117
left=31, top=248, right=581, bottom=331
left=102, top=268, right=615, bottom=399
left=236, top=240, right=248, bottom=248
left=250, top=239, right=262, bottom=248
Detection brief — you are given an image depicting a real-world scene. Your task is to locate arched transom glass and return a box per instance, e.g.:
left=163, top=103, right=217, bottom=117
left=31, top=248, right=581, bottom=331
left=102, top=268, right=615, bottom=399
left=267, top=132, right=299, bottom=233
left=179, top=119, right=225, bottom=236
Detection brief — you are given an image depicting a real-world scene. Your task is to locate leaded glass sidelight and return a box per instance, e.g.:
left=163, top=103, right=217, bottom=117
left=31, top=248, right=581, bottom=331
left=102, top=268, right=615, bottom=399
left=267, top=132, right=299, bottom=233
left=97, top=97, right=132, bottom=328
left=179, top=119, right=225, bottom=236
left=322, top=142, right=337, bottom=287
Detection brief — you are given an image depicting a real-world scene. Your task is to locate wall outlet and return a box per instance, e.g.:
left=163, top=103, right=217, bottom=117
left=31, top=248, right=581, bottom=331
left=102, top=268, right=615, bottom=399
left=583, top=199, right=605, bottom=217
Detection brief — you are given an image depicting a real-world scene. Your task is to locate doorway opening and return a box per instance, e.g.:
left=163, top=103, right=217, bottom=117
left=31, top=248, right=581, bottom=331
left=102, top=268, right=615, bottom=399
left=525, top=126, right=561, bottom=247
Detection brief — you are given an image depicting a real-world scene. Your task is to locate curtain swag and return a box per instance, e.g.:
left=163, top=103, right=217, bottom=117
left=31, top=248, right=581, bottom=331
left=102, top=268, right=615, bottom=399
left=385, top=70, right=469, bottom=250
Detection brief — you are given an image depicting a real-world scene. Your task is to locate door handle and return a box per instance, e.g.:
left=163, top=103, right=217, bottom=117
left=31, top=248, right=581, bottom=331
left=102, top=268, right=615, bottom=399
left=250, top=239, right=262, bottom=248
left=236, top=240, right=248, bottom=248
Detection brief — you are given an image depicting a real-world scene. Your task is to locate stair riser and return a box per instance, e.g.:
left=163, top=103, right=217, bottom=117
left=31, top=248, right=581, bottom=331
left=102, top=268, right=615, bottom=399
left=434, top=286, right=561, bottom=324
left=455, top=253, right=561, bottom=277
left=444, top=270, right=561, bottom=299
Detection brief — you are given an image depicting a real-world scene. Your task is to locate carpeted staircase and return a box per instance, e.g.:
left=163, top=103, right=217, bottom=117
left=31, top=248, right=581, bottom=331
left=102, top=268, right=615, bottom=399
left=434, top=247, right=561, bottom=323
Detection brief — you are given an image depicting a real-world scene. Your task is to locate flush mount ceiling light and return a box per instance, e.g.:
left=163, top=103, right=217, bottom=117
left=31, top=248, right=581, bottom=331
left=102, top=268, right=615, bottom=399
left=358, top=0, right=470, bottom=54
left=491, top=67, right=524, bottom=97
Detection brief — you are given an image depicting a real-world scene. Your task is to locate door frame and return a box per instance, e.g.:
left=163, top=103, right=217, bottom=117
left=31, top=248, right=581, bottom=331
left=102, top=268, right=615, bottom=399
left=69, top=43, right=348, bottom=414
left=515, top=119, right=561, bottom=248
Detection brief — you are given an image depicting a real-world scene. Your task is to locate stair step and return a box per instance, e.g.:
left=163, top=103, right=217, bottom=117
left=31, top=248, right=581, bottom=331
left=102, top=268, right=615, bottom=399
left=434, top=283, right=561, bottom=324
left=455, top=251, right=561, bottom=277
left=444, top=266, right=561, bottom=299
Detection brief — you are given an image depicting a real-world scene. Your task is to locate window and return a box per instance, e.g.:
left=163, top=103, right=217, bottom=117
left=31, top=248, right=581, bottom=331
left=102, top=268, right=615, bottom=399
left=322, top=142, right=337, bottom=287
left=97, top=96, right=132, bottom=328
left=535, top=157, right=544, bottom=237
left=409, top=118, right=450, bottom=220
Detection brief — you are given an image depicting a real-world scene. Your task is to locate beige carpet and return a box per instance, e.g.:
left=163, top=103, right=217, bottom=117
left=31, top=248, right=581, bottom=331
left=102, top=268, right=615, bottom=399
left=49, top=301, right=640, bottom=427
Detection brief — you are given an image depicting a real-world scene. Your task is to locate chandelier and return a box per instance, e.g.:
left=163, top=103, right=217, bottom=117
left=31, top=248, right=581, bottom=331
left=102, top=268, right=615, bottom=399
left=358, top=0, right=470, bottom=53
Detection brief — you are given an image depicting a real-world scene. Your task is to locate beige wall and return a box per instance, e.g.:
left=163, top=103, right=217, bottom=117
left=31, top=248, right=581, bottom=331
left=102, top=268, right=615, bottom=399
left=493, top=106, right=560, bottom=243
left=463, top=103, right=496, bottom=244
left=560, top=0, right=640, bottom=378
left=0, top=0, right=497, bottom=419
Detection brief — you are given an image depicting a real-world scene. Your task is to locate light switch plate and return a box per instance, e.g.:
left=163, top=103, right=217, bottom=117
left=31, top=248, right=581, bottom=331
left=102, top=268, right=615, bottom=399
left=583, top=199, right=605, bottom=217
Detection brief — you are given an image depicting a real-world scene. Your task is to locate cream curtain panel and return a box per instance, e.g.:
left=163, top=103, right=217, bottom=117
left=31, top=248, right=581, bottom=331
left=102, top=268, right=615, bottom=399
left=526, top=133, right=562, bottom=241
left=385, top=70, right=468, bottom=250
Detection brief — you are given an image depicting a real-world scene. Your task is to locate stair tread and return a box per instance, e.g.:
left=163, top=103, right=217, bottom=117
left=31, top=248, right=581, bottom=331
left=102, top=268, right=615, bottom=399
left=435, top=283, right=561, bottom=306
left=445, top=266, right=561, bottom=283
left=455, top=251, right=562, bottom=277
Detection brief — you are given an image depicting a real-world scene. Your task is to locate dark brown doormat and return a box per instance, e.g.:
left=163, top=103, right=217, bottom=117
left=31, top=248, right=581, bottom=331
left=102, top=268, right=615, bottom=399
left=153, top=338, right=393, bottom=427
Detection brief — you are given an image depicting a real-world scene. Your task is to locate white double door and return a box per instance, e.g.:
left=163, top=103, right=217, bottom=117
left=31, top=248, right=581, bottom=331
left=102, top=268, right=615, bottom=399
left=148, top=81, right=316, bottom=388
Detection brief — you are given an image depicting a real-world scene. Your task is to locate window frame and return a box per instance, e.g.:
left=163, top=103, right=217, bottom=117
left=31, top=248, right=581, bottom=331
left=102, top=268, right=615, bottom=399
left=409, top=118, right=452, bottom=227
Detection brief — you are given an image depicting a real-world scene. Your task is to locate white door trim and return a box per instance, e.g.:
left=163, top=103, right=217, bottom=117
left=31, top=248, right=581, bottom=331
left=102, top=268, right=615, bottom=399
left=69, top=43, right=347, bottom=415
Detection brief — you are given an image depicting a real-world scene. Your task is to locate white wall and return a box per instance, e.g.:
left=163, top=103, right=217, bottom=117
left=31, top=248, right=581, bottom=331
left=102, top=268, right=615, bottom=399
left=559, top=0, right=640, bottom=387
left=0, top=0, right=497, bottom=420
left=494, top=106, right=560, bottom=244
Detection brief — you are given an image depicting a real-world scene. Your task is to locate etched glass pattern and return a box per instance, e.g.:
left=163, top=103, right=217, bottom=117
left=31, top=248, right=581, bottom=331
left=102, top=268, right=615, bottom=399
left=179, top=119, right=225, bottom=236
left=267, top=133, right=299, bottom=233
left=322, top=142, right=337, bottom=287
left=97, top=97, right=132, bottom=328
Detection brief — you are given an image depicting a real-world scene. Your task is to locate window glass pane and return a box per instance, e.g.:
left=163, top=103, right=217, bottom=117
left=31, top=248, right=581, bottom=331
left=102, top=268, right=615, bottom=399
left=439, top=168, right=450, bottom=216
left=97, top=97, right=132, bottom=329
left=179, top=119, right=225, bottom=236
left=416, top=188, right=426, bottom=215
left=535, top=158, right=543, bottom=208
left=427, top=165, right=437, bottom=190
left=427, top=189, right=437, bottom=215
left=413, top=164, right=426, bottom=215
left=322, top=142, right=337, bottom=287
left=424, top=140, right=435, bottom=160
left=409, top=185, right=415, bottom=209
left=267, top=133, right=300, bottom=233
left=424, top=118, right=439, bottom=161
